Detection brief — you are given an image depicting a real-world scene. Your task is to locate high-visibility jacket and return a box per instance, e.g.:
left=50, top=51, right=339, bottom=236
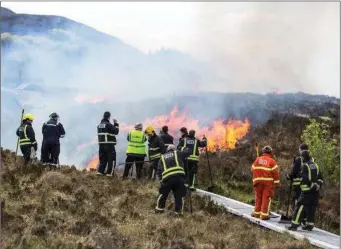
left=126, top=130, right=147, bottom=157
left=16, top=122, right=38, bottom=150
left=148, top=134, right=166, bottom=161
left=251, top=153, right=280, bottom=187
left=157, top=149, right=191, bottom=182
left=289, top=155, right=315, bottom=186
left=97, top=119, right=119, bottom=145
left=300, top=160, right=323, bottom=192
left=179, top=136, right=207, bottom=161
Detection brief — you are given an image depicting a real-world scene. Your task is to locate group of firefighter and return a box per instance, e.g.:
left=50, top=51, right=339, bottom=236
left=16, top=111, right=323, bottom=232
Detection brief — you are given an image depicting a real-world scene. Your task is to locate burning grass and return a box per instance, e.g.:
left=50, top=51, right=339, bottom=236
left=0, top=148, right=315, bottom=249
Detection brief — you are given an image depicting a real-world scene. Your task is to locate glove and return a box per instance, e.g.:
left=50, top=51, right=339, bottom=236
left=113, top=118, right=118, bottom=124
left=311, top=183, right=320, bottom=191
left=33, top=144, right=38, bottom=151
left=202, top=135, right=207, bottom=140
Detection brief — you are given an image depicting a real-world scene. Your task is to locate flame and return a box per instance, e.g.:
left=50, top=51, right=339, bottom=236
left=121, top=106, right=250, bottom=151
left=84, top=105, right=250, bottom=169
left=86, top=155, right=99, bottom=171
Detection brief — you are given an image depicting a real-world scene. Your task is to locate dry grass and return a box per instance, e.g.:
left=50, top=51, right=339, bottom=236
left=196, top=113, right=340, bottom=234
left=0, top=148, right=315, bottom=249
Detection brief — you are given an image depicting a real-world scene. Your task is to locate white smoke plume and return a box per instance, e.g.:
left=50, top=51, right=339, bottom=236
left=191, top=2, right=340, bottom=96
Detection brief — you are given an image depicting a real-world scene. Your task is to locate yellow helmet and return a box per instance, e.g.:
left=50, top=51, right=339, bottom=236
left=23, top=113, right=34, bottom=121
left=145, top=125, right=155, bottom=135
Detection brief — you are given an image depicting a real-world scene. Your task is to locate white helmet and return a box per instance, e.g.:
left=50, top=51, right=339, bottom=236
left=135, top=122, right=143, bottom=130
left=167, top=145, right=176, bottom=152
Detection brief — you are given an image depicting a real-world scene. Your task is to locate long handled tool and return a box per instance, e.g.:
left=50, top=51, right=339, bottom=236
left=255, top=142, right=259, bottom=157
left=15, top=109, right=25, bottom=163
left=205, top=147, right=215, bottom=192
left=185, top=159, right=193, bottom=213
left=278, top=179, right=293, bottom=223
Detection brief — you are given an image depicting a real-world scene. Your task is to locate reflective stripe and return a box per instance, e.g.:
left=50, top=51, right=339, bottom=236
left=46, top=124, right=56, bottom=126
left=253, top=177, right=274, bottom=182
left=98, top=132, right=116, bottom=143
left=251, top=165, right=278, bottom=171
left=260, top=212, right=269, bottom=217
left=155, top=194, right=164, bottom=211
left=150, top=153, right=161, bottom=160
left=293, top=177, right=302, bottom=186
left=19, top=125, right=34, bottom=146
left=267, top=198, right=272, bottom=215
left=293, top=205, right=304, bottom=225
left=149, top=147, right=160, bottom=151
left=306, top=222, right=314, bottom=226
left=274, top=180, right=280, bottom=184
left=253, top=211, right=261, bottom=215
left=188, top=139, right=198, bottom=161
left=161, top=152, right=185, bottom=180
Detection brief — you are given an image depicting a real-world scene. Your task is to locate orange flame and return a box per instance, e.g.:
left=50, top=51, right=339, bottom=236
left=85, top=105, right=250, bottom=169
left=86, top=155, right=99, bottom=171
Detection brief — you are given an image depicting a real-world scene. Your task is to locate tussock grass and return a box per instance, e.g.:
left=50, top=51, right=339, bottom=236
left=0, top=148, right=315, bottom=249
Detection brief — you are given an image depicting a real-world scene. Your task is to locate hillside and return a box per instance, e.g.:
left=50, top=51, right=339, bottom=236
left=0, top=148, right=315, bottom=249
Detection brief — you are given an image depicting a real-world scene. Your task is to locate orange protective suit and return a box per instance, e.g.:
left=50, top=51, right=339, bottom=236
left=251, top=153, right=280, bottom=220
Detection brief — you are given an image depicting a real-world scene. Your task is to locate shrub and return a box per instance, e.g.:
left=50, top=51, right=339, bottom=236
left=301, top=119, right=339, bottom=184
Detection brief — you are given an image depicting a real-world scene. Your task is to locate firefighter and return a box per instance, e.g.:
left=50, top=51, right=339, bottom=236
left=145, top=125, right=166, bottom=180
left=41, top=113, right=66, bottom=167
left=155, top=145, right=191, bottom=215
left=287, top=150, right=323, bottom=231
left=16, top=113, right=38, bottom=165
left=177, top=127, right=188, bottom=150
left=123, top=122, right=147, bottom=180
left=251, top=146, right=280, bottom=220
left=178, top=130, right=207, bottom=191
left=97, top=111, right=119, bottom=176
left=286, top=143, right=314, bottom=223
left=159, top=125, right=174, bottom=148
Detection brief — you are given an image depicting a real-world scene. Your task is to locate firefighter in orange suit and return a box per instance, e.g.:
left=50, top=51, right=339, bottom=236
left=251, top=145, right=280, bottom=220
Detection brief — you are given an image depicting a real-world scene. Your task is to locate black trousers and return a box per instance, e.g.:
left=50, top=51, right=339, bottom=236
left=148, top=158, right=160, bottom=180
left=41, top=142, right=60, bottom=165
left=156, top=176, right=187, bottom=213
left=185, top=160, right=198, bottom=188
left=97, top=144, right=114, bottom=175
left=123, top=155, right=145, bottom=179
left=291, top=191, right=319, bottom=227
left=20, top=145, right=32, bottom=165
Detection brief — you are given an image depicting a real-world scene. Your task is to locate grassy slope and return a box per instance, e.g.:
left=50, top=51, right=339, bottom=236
left=197, top=113, right=340, bottom=234
left=0, top=149, right=315, bottom=249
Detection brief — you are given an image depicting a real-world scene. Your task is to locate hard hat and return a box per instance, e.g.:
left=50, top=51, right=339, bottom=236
left=145, top=125, right=155, bottom=135
left=180, top=127, right=187, bottom=133
left=262, top=145, right=273, bottom=154
left=49, top=112, right=59, bottom=119
left=167, top=144, right=176, bottom=152
left=135, top=122, right=143, bottom=130
left=23, top=113, right=34, bottom=121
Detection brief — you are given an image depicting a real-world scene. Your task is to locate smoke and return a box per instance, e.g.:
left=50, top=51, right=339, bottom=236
left=0, top=16, right=215, bottom=167
left=1, top=4, right=339, bottom=168
left=192, top=2, right=340, bottom=96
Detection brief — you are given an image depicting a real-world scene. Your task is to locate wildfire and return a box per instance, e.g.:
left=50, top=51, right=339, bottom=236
left=84, top=105, right=250, bottom=169
left=87, top=155, right=99, bottom=171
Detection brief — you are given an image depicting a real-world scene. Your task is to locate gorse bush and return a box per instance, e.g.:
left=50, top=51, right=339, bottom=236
left=301, top=119, right=339, bottom=184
